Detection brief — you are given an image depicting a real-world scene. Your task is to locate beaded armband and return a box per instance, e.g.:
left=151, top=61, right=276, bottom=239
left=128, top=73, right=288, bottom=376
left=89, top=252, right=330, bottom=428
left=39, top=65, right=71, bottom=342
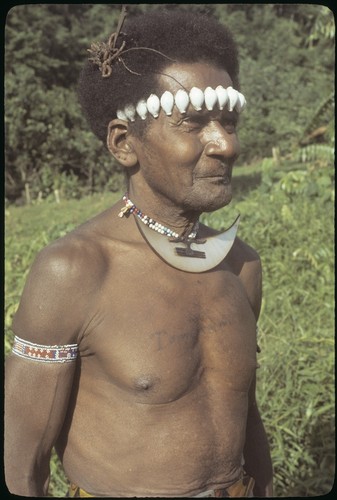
left=12, top=335, right=78, bottom=363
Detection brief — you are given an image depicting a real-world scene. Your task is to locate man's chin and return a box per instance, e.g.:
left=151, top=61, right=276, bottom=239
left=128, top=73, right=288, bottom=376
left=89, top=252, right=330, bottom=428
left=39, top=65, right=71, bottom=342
left=180, top=183, right=232, bottom=213
left=201, top=186, right=232, bottom=212
left=203, top=198, right=232, bottom=213
left=193, top=194, right=232, bottom=214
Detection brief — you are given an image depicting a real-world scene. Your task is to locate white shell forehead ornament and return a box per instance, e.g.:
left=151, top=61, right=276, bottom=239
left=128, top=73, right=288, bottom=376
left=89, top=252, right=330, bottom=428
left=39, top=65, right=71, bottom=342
left=116, top=85, right=246, bottom=121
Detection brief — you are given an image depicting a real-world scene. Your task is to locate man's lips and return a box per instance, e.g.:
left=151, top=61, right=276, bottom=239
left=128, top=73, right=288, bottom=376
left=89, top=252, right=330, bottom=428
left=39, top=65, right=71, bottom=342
left=195, top=174, right=231, bottom=183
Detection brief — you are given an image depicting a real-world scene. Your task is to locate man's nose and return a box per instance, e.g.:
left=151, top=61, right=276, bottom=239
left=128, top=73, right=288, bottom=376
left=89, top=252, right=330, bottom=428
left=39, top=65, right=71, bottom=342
left=203, top=122, right=240, bottom=161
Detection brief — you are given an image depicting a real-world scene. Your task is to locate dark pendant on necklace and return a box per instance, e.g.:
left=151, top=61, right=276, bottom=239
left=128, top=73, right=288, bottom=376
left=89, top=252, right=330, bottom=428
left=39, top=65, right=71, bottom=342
left=169, top=236, right=207, bottom=259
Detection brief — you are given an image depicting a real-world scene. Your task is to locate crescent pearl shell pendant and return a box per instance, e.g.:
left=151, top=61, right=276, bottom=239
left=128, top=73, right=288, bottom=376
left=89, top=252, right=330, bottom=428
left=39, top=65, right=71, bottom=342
left=135, top=214, right=240, bottom=273
left=118, top=195, right=240, bottom=273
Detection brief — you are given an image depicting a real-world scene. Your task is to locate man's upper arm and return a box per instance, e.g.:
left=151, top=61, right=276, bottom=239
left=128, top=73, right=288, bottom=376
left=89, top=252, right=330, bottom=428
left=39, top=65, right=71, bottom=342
left=12, top=239, right=96, bottom=346
left=237, top=243, right=262, bottom=322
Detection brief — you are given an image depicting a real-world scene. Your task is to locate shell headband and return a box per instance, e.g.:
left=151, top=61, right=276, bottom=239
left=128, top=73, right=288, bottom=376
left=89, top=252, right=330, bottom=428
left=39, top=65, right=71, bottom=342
left=116, top=86, right=246, bottom=122
left=87, top=8, right=246, bottom=122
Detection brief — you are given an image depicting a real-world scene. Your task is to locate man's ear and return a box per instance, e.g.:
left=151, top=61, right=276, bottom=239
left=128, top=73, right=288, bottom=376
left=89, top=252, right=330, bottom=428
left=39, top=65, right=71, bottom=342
left=107, top=119, right=138, bottom=168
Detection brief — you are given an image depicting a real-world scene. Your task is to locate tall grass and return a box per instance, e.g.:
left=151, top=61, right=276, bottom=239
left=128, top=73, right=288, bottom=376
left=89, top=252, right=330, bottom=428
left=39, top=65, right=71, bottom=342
left=5, top=160, right=334, bottom=496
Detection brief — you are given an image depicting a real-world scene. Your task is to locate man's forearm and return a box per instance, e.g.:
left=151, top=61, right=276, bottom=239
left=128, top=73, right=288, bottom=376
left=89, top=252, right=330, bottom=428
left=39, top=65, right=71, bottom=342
left=5, top=459, right=50, bottom=497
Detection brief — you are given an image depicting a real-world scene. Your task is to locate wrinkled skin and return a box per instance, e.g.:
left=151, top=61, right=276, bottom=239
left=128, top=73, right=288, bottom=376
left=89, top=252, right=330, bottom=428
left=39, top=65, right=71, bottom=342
left=5, top=62, right=273, bottom=497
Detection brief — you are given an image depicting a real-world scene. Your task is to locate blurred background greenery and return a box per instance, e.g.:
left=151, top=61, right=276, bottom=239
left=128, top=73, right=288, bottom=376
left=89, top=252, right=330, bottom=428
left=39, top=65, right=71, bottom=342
left=5, top=3, right=334, bottom=497
left=5, top=3, right=334, bottom=203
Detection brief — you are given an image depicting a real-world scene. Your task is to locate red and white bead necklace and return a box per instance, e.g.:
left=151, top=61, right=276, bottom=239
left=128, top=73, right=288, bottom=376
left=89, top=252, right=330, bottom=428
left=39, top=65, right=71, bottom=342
left=118, top=194, right=199, bottom=240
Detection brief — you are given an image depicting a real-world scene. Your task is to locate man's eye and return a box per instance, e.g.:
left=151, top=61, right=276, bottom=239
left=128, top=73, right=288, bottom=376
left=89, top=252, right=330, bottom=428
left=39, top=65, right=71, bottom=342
left=181, top=117, right=204, bottom=129
left=223, top=123, right=237, bottom=134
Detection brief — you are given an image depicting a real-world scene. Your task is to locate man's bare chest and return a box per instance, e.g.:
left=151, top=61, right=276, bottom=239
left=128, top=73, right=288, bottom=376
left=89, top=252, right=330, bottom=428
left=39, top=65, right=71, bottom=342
left=78, top=260, right=258, bottom=403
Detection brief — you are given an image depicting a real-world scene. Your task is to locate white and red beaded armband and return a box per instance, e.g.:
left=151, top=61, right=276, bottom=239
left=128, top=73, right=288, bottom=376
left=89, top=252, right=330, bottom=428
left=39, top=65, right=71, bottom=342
left=12, top=335, right=78, bottom=363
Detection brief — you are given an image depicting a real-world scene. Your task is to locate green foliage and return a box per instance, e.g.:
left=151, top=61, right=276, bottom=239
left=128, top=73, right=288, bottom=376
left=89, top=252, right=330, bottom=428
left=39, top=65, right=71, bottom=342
left=5, top=4, right=335, bottom=201
left=5, top=4, right=124, bottom=202
left=298, top=92, right=335, bottom=148
left=225, top=4, right=335, bottom=162
left=256, top=163, right=334, bottom=496
left=294, top=144, right=335, bottom=165
left=307, top=5, right=335, bottom=46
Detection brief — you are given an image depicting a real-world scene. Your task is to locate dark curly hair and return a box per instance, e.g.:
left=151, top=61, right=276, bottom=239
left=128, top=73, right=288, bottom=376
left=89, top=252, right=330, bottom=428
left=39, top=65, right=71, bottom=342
left=78, top=8, right=240, bottom=144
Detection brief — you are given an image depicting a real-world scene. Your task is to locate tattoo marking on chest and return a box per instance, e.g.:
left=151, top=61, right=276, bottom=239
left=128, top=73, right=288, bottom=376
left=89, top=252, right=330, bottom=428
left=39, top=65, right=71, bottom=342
left=152, top=330, right=191, bottom=351
left=169, top=236, right=207, bottom=259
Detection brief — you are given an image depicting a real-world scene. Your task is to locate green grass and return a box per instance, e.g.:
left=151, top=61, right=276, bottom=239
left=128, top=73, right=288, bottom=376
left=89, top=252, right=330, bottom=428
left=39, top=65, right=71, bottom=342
left=5, top=159, right=335, bottom=496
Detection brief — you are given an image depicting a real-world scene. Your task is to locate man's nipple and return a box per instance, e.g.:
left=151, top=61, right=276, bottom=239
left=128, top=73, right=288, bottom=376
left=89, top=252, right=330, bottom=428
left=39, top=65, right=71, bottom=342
left=134, top=375, right=159, bottom=392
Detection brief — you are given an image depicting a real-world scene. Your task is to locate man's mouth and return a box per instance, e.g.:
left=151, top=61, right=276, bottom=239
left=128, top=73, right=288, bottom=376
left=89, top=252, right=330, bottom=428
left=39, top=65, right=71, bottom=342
left=195, top=174, right=231, bottom=184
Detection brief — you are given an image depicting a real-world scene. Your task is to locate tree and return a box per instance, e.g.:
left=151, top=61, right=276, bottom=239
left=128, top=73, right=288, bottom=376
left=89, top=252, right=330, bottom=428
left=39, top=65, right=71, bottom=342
left=5, top=4, right=124, bottom=201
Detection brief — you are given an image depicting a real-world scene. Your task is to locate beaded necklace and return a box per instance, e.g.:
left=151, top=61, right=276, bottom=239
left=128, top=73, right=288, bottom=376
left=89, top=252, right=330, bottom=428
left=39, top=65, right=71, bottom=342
left=118, top=194, right=199, bottom=240
left=118, top=194, right=240, bottom=272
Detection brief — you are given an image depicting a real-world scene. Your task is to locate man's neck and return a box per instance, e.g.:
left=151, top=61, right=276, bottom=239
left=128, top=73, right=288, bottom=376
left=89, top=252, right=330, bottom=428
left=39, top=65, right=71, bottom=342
left=127, top=186, right=201, bottom=239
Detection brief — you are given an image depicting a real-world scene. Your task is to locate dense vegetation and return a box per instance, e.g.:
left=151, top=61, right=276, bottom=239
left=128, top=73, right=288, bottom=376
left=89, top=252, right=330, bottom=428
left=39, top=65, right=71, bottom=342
left=5, top=4, right=334, bottom=202
left=5, top=3, right=334, bottom=498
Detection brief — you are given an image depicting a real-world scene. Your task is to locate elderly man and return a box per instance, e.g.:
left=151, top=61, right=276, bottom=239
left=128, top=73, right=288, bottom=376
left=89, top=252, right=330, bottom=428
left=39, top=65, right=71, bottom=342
left=5, top=8, right=273, bottom=497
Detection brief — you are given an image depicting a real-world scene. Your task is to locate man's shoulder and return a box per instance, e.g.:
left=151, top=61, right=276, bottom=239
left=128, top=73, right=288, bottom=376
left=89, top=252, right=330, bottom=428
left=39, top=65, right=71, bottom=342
left=232, top=237, right=261, bottom=265
left=229, top=237, right=262, bottom=320
left=30, top=201, right=142, bottom=285
left=12, top=218, right=115, bottom=344
left=35, top=202, right=133, bottom=279
left=228, top=237, right=262, bottom=282
left=34, top=229, right=104, bottom=279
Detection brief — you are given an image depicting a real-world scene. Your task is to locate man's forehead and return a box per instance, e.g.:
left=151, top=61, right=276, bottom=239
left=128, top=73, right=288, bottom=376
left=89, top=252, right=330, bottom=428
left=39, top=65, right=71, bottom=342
left=157, top=62, right=233, bottom=93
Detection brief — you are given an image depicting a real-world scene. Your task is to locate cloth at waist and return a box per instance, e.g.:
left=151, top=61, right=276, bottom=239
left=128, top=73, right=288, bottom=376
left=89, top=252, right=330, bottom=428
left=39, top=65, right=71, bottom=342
left=68, top=474, right=255, bottom=498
